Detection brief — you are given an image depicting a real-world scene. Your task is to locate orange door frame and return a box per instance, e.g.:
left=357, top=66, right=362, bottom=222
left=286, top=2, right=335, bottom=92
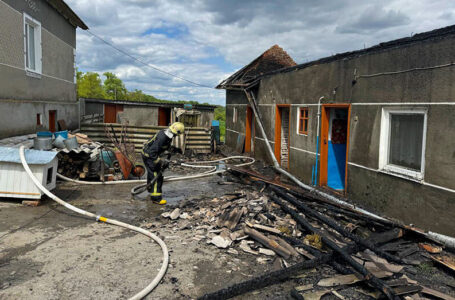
left=274, top=104, right=291, bottom=169
left=319, top=103, right=351, bottom=193
left=245, top=106, right=254, bottom=152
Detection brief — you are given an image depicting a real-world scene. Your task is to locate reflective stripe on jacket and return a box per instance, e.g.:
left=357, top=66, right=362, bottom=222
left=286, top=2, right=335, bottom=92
left=141, top=130, right=172, bottom=163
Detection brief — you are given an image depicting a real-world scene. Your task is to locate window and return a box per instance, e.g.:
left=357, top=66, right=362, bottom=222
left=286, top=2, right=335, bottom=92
left=24, top=13, right=42, bottom=74
left=298, top=107, right=309, bottom=135
left=379, top=108, right=427, bottom=180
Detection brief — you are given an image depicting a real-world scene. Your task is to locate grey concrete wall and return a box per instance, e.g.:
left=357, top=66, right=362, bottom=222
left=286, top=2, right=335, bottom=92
left=0, top=99, right=79, bottom=138
left=84, top=102, right=104, bottom=115
left=0, top=0, right=76, bottom=102
left=0, top=0, right=78, bottom=138
left=225, top=33, right=455, bottom=234
left=2, top=0, right=76, bottom=47
left=119, top=106, right=159, bottom=126
left=0, top=65, right=76, bottom=102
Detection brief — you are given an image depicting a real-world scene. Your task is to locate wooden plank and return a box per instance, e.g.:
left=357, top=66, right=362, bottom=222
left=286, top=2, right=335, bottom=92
left=244, top=226, right=291, bottom=259
left=247, top=223, right=281, bottom=234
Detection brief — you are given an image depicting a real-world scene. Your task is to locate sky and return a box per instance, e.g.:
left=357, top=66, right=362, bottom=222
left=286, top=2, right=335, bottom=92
left=66, top=0, right=455, bottom=105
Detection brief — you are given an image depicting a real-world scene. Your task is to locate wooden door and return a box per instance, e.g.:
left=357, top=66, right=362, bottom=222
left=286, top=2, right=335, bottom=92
left=158, top=107, right=170, bottom=126
left=319, top=104, right=351, bottom=191
left=104, top=104, right=117, bottom=123
left=245, top=106, right=254, bottom=152
left=49, top=110, right=56, bottom=132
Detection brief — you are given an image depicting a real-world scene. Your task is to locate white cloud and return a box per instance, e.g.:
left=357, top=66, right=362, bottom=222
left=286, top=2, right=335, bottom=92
left=66, top=0, right=455, bottom=105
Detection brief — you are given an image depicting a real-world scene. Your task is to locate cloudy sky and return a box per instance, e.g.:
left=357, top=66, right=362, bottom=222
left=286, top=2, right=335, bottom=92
left=66, top=0, right=455, bottom=105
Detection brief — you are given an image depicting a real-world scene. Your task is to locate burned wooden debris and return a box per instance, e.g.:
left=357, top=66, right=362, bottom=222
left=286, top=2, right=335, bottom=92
left=158, top=167, right=455, bottom=300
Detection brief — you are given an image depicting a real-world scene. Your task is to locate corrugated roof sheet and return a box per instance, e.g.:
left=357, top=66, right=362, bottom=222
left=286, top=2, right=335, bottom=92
left=0, top=147, right=57, bottom=165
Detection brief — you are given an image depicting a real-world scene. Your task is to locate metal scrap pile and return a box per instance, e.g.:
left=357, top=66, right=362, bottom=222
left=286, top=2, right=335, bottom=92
left=160, top=166, right=455, bottom=300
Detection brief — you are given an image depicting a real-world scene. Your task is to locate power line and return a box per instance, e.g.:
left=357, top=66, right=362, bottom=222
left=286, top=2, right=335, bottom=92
left=85, top=30, right=214, bottom=89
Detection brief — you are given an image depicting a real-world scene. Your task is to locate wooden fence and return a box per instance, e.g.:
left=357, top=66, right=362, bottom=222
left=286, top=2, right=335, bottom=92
left=80, top=123, right=213, bottom=154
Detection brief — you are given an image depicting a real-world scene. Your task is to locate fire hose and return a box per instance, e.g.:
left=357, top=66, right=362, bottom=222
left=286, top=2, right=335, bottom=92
left=19, top=145, right=254, bottom=299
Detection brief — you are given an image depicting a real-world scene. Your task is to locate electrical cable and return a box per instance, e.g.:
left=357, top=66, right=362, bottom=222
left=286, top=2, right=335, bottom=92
left=85, top=30, right=214, bottom=89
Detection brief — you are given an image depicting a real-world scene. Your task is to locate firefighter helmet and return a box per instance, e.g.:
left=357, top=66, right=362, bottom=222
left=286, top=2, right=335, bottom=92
left=169, top=122, right=185, bottom=135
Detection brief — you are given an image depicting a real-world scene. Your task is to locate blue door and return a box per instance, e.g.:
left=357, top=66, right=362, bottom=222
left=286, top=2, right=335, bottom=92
left=327, top=109, right=348, bottom=190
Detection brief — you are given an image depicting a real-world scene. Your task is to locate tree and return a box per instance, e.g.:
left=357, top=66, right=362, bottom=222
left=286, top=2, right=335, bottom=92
left=127, top=89, right=146, bottom=101
left=103, top=72, right=127, bottom=100
left=214, top=106, right=226, bottom=142
left=77, top=72, right=106, bottom=99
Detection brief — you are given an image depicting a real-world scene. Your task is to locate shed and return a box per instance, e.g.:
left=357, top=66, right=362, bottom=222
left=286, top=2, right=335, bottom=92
left=0, top=147, right=57, bottom=199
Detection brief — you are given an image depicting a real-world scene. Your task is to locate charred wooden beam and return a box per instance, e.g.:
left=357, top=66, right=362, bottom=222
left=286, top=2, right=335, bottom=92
left=197, top=225, right=403, bottom=300
left=271, top=186, right=404, bottom=265
left=244, top=226, right=291, bottom=259
left=269, top=194, right=398, bottom=300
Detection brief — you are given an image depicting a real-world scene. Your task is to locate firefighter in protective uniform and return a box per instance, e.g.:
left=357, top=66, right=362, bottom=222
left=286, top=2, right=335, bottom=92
left=141, top=122, right=184, bottom=204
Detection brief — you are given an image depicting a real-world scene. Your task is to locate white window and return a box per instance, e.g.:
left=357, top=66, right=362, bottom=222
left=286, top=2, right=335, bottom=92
left=24, top=13, right=42, bottom=75
left=379, top=107, right=427, bottom=180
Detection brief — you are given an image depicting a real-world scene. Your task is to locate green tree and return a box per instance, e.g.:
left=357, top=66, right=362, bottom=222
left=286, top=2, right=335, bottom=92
left=127, top=89, right=146, bottom=101
left=103, top=72, right=127, bottom=100
left=214, top=106, right=226, bottom=142
left=77, top=72, right=106, bottom=99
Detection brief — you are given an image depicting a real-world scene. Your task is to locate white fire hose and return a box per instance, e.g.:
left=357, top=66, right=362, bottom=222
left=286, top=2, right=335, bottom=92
left=19, top=146, right=254, bottom=299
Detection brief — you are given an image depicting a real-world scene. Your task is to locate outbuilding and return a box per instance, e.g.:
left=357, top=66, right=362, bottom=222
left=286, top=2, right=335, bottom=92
left=218, top=26, right=455, bottom=235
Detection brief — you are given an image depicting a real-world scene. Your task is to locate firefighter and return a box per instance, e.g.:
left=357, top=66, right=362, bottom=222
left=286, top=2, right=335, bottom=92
left=141, top=122, right=184, bottom=204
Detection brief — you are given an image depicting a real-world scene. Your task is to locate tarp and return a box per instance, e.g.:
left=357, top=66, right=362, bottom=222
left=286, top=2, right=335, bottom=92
left=0, top=147, right=57, bottom=165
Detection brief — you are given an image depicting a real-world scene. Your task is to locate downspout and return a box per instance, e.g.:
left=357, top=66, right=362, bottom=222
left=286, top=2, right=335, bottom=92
left=242, top=88, right=455, bottom=248
left=312, top=96, right=324, bottom=186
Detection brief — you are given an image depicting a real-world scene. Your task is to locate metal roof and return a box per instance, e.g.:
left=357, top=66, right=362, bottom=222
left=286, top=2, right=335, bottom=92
left=0, top=147, right=57, bottom=165
left=80, top=98, right=217, bottom=111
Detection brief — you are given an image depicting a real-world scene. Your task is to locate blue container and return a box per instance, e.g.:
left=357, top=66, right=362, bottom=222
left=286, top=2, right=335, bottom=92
left=54, top=130, right=68, bottom=139
left=37, top=131, right=53, bottom=138
left=212, top=120, right=220, bottom=145
left=101, top=150, right=115, bottom=167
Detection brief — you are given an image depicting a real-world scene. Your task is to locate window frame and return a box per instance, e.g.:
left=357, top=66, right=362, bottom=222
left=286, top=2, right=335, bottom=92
left=23, top=13, right=42, bottom=75
left=378, top=107, right=427, bottom=181
left=297, top=107, right=309, bottom=135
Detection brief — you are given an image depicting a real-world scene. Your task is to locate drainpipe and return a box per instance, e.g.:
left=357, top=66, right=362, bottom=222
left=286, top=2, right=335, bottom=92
left=312, top=96, right=324, bottom=186
left=242, top=88, right=455, bottom=248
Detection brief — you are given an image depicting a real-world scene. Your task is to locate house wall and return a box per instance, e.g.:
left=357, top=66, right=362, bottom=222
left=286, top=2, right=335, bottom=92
left=225, top=33, right=455, bottom=235
left=0, top=0, right=78, bottom=137
left=120, top=106, right=159, bottom=126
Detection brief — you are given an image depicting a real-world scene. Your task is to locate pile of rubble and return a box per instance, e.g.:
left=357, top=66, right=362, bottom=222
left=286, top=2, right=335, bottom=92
left=158, top=167, right=455, bottom=300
